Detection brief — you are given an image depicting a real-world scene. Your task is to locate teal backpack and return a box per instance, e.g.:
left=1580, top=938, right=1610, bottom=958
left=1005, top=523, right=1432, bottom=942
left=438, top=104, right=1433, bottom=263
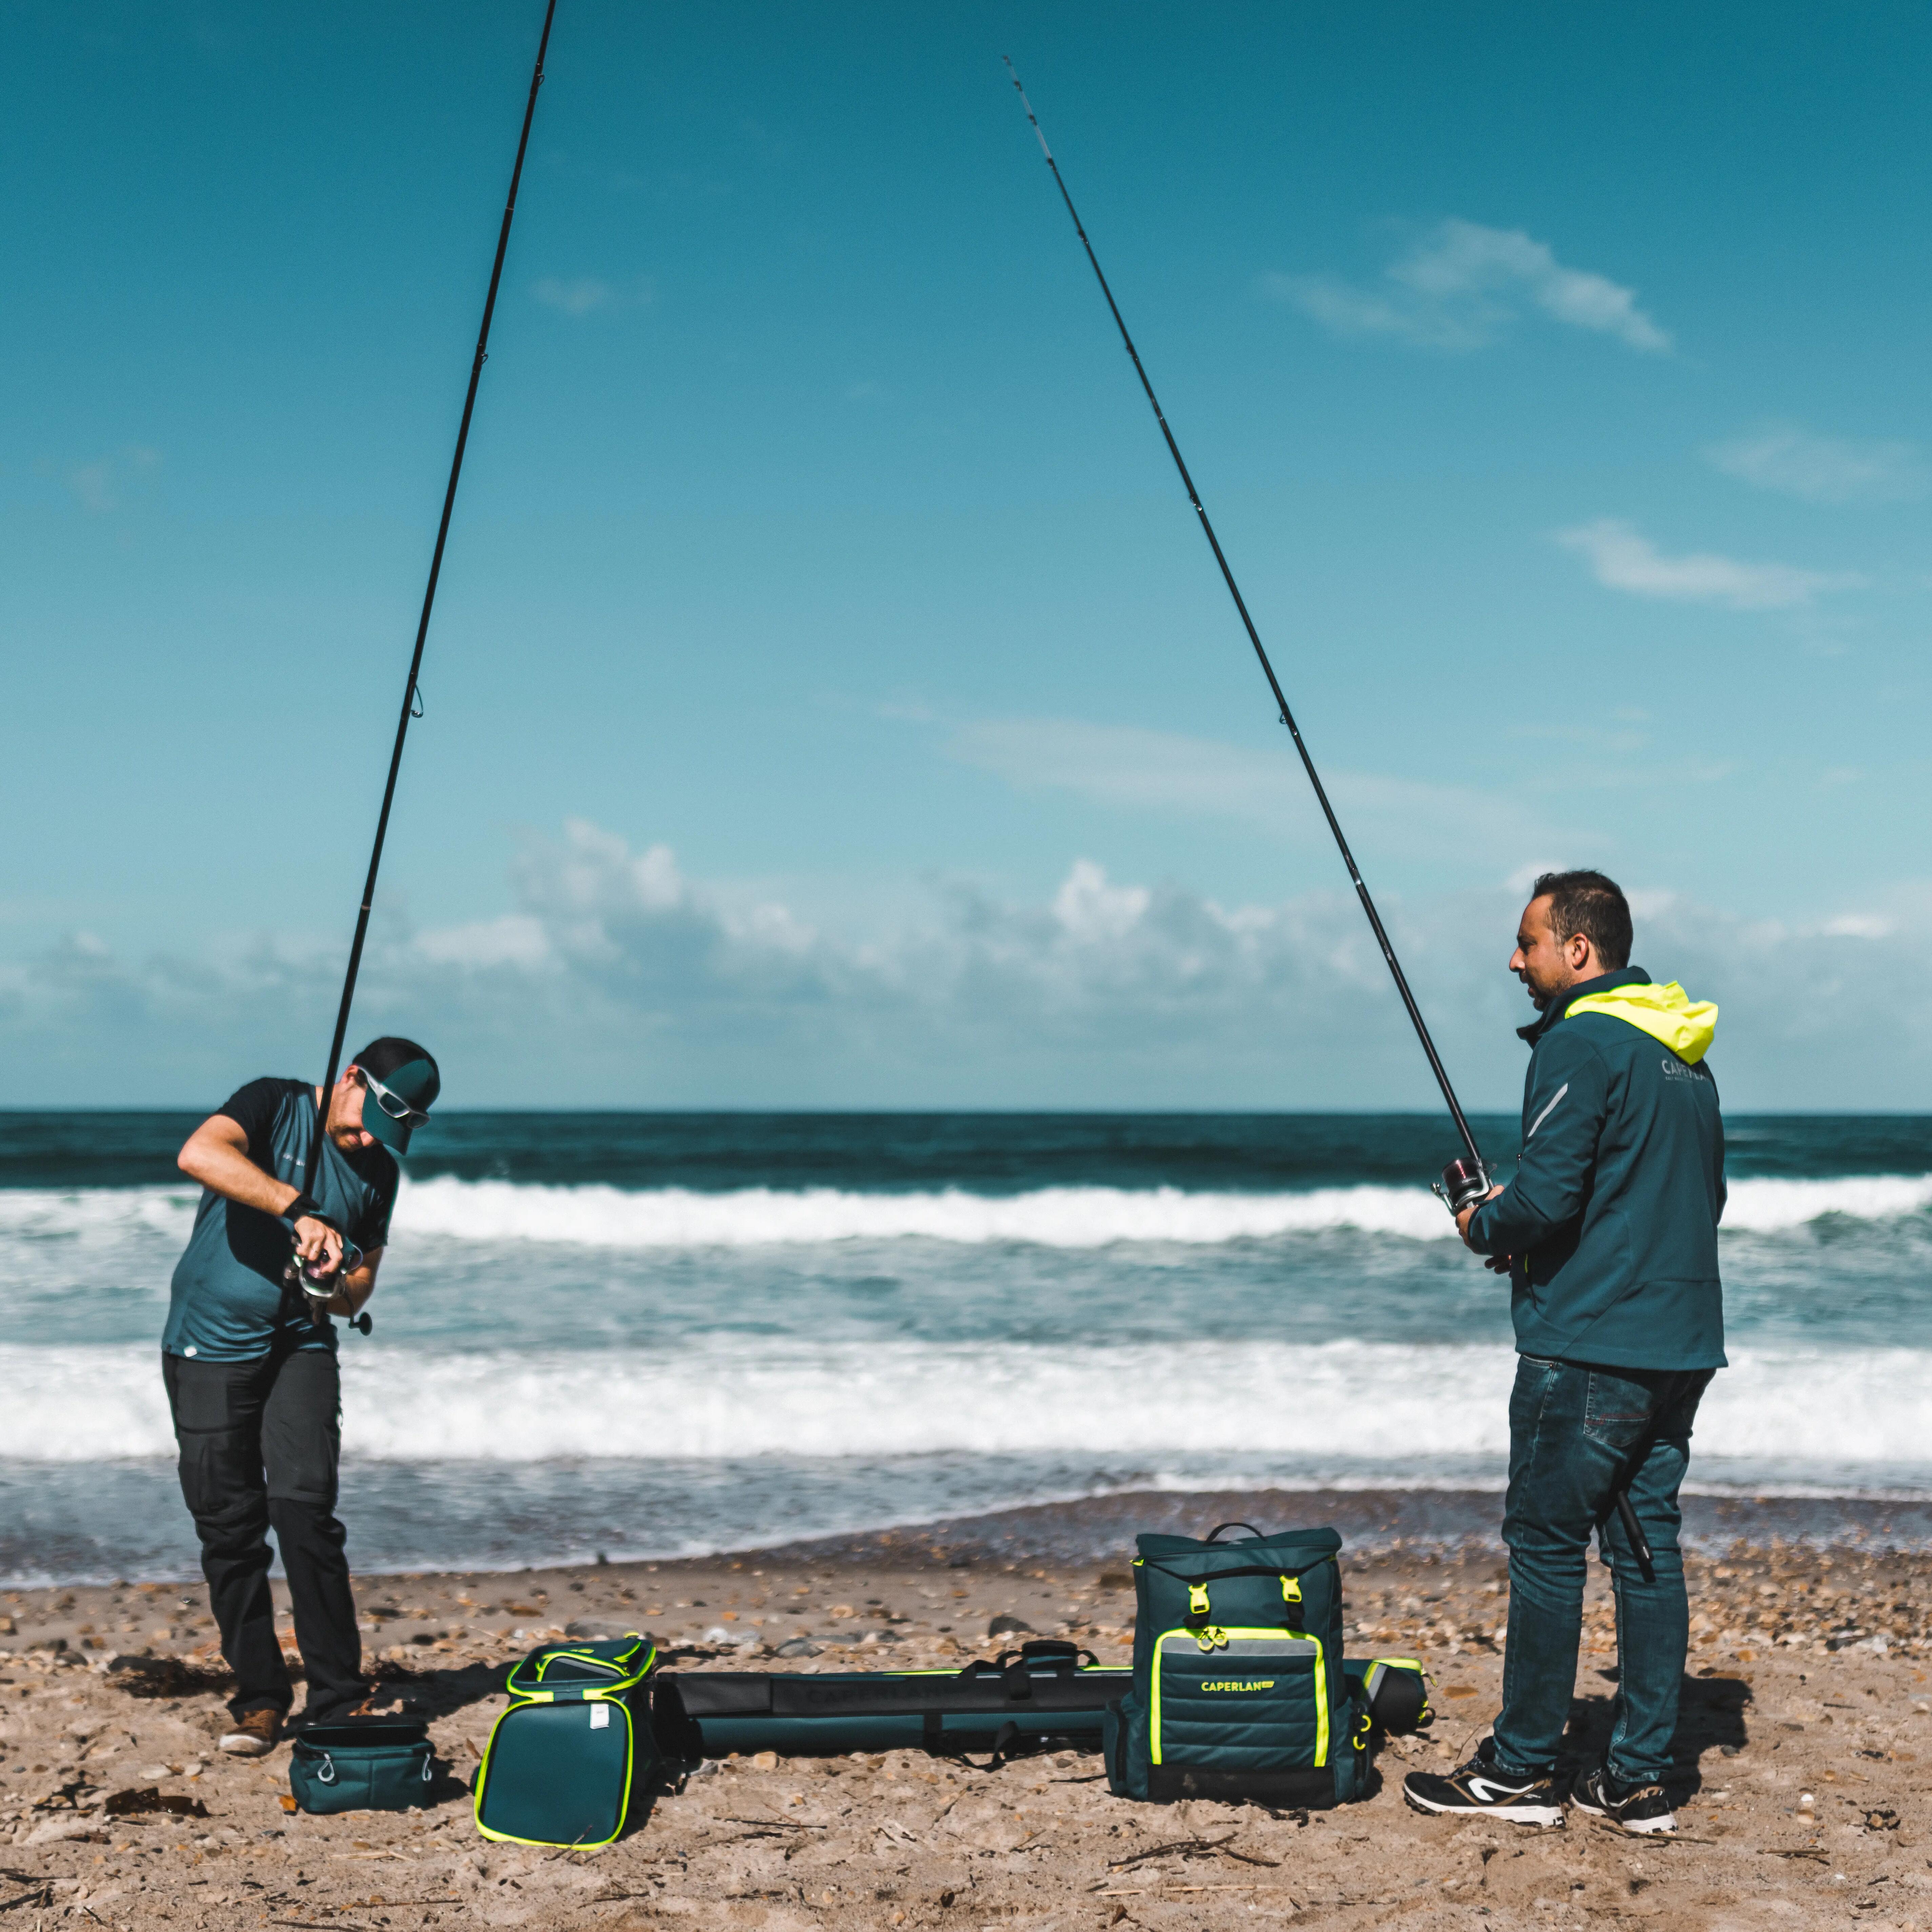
left=1105, top=1523, right=1369, bottom=1807
left=474, top=1634, right=659, bottom=1847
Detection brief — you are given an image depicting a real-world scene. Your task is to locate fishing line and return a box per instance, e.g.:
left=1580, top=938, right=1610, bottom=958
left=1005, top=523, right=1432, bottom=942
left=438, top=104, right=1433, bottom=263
left=1002, top=58, right=1488, bottom=1191
left=295, top=0, right=561, bottom=1260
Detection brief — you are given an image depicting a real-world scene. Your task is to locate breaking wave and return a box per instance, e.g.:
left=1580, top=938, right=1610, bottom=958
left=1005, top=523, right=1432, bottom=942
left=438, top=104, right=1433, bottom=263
left=1, top=1339, right=1927, bottom=1486
left=2, top=1170, right=1929, bottom=1254
left=393, top=1178, right=1458, bottom=1246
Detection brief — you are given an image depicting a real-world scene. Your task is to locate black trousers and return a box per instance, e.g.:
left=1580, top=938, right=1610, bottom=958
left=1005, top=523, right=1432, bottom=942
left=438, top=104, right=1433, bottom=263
left=163, top=1348, right=366, bottom=1723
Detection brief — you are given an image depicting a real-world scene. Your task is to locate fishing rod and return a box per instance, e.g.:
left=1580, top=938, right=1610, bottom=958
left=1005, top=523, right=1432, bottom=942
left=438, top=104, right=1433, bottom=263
left=290, top=0, right=561, bottom=1307
left=1002, top=58, right=1490, bottom=1208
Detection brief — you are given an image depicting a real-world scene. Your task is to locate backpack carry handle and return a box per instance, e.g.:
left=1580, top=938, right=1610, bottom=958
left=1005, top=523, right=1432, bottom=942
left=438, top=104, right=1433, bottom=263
left=1204, top=1522, right=1267, bottom=1543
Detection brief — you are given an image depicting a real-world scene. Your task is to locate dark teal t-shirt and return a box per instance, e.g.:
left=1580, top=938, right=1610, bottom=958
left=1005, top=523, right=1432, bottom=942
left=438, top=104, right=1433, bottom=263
left=163, top=1078, right=397, bottom=1361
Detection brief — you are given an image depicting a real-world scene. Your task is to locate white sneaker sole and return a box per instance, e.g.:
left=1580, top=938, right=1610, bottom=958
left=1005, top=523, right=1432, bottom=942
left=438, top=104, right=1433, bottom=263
left=1403, top=1786, right=1564, bottom=1827
left=218, top=1733, right=276, bottom=1756
left=1571, top=1801, right=1676, bottom=1835
left=1570, top=1784, right=1676, bottom=1834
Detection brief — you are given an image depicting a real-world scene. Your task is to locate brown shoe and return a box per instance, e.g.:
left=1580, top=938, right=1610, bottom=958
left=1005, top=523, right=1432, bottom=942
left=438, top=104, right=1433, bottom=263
left=218, top=1708, right=283, bottom=1757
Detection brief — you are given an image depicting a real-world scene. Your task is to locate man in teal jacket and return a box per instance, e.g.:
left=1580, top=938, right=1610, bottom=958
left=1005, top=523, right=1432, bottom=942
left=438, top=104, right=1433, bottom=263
left=1405, top=871, right=1723, bottom=1835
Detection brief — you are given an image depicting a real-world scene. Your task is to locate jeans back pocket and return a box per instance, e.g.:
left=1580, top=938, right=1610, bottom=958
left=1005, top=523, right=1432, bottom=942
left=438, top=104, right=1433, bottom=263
left=1583, top=1368, right=1663, bottom=1450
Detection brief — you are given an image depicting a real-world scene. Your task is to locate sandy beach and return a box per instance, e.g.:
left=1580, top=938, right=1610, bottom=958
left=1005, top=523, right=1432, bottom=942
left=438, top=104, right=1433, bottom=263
left=0, top=1494, right=1925, bottom=1929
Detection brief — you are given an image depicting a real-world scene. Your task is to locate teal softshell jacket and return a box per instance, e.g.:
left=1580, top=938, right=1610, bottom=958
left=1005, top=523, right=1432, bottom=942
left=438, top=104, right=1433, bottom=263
left=1465, top=967, right=1727, bottom=1371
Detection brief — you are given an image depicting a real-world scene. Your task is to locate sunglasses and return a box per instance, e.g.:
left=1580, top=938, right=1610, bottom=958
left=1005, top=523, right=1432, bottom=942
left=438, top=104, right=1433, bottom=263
left=357, top=1068, right=431, bottom=1130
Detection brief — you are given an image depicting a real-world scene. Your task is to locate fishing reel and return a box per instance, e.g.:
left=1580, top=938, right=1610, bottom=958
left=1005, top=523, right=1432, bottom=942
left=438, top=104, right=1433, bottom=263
left=1430, top=1156, right=1494, bottom=1220
left=284, top=1226, right=373, bottom=1335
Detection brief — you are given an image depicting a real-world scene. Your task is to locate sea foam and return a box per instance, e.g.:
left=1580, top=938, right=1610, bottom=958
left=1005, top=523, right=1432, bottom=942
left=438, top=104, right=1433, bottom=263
left=1, top=1171, right=1927, bottom=1254
left=391, top=1178, right=1458, bottom=1246
left=3, top=1339, right=1927, bottom=1481
left=390, top=1170, right=1932, bottom=1248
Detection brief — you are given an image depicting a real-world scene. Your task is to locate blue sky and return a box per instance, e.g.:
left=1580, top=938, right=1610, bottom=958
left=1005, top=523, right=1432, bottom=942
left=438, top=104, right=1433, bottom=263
left=5, top=0, right=1931, bottom=1109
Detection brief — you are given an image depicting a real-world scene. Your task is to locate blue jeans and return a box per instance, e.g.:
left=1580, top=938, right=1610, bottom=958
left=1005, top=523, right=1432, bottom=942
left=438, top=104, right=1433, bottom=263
left=1491, top=1355, right=1713, bottom=1787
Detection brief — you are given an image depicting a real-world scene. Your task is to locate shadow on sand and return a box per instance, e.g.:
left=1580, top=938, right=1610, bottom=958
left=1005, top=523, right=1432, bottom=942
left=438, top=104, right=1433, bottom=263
left=1558, top=1666, right=1752, bottom=1793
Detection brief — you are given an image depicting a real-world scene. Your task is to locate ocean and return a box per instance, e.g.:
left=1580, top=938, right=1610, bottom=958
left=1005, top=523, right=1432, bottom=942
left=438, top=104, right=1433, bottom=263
left=3, top=1110, right=1930, bottom=1584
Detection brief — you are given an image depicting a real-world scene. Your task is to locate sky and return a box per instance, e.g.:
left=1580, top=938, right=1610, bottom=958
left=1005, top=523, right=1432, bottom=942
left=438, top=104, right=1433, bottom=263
left=4, top=0, right=1931, bottom=1110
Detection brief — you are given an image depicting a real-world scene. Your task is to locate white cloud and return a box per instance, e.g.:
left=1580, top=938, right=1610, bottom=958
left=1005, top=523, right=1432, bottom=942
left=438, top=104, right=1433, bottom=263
left=950, top=717, right=1290, bottom=827
left=532, top=275, right=655, bottom=317
left=3, top=822, right=1930, bottom=1109
left=66, top=461, right=116, bottom=513
left=0, top=824, right=1430, bottom=1105
left=946, top=715, right=1553, bottom=856
left=1555, top=518, right=1865, bottom=610
left=1265, top=219, right=1669, bottom=354
left=1052, top=859, right=1149, bottom=944
left=412, top=914, right=551, bottom=970
left=58, top=444, right=160, bottom=514
left=1704, top=425, right=1928, bottom=504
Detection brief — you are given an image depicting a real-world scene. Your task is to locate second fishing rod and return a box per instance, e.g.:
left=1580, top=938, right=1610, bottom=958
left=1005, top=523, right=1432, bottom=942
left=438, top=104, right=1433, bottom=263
left=1003, top=58, right=1491, bottom=1217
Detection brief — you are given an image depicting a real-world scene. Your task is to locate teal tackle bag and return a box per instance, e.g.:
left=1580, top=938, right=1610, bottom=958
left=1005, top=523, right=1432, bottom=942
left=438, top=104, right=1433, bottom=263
left=1105, top=1522, right=1369, bottom=1808
left=289, top=1719, right=436, bottom=1814
left=474, top=1633, right=659, bottom=1847
left=656, top=1641, right=1129, bottom=1761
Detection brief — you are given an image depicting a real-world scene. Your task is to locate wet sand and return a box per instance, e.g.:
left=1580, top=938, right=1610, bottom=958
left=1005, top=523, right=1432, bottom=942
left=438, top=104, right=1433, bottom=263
left=0, top=1493, right=1927, bottom=1929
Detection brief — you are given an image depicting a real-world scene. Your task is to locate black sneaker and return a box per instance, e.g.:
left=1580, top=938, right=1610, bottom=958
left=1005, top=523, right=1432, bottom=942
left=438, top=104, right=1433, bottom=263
left=1568, top=1765, right=1676, bottom=1835
left=1403, top=1738, right=1564, bottom=1826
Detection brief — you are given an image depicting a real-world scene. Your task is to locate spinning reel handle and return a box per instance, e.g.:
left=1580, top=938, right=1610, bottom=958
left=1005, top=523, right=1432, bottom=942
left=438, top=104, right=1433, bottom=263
left=293, top=1238, right=364, bottom=1299
left=1431, top=1156, right=1493, bottom=1219
left=286, top=1233, right=365, bottom=1328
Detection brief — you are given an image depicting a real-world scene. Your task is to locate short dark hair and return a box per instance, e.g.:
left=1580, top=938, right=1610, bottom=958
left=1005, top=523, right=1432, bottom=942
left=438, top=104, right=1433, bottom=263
left=1532, top=870, right=1632, bottom=971
left=351, top=1036, right=437, bottom=1085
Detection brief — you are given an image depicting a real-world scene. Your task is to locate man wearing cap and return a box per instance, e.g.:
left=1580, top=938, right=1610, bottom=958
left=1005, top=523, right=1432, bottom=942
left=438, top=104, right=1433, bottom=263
left=164, top=1038, right=440, bottom=1757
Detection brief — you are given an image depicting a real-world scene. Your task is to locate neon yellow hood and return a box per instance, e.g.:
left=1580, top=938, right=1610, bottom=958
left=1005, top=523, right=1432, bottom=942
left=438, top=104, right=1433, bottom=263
left=1564, top=981, right=1718, bottom=1064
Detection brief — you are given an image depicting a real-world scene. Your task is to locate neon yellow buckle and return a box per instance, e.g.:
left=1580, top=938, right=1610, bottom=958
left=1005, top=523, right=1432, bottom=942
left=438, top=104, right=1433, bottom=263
left=1187, top=1583, right=1210, bottom=1617
left=1281, top=1575, right=1302, bottom=1605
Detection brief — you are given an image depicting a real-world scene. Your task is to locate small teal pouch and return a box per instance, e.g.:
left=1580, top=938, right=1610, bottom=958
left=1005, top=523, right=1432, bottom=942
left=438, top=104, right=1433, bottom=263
left=289, top=1719, right=436, bottom=1814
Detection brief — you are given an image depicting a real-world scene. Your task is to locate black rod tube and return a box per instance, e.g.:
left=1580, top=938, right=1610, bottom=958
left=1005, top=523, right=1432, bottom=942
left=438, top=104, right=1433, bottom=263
left=1003, top=58, right=1483, bottom=1168
left=302, top=0, right=559, bottom=1200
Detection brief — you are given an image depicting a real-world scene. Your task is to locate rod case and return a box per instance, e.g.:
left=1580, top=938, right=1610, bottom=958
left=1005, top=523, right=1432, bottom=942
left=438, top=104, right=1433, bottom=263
left=655, top=1640, right=1126, bottom=1760
left=652, top=1640, right=1432, bottom=1764
left=474, top=1633, right=659, bottom=1847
